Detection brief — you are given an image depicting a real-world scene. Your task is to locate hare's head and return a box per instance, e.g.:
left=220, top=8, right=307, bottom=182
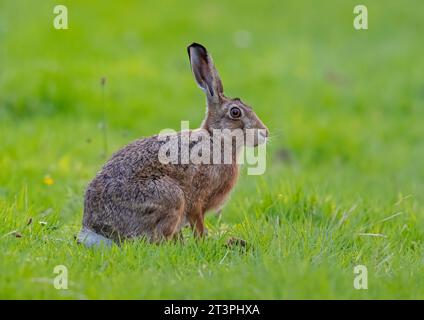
left=188, top=43, right=268, bottom=147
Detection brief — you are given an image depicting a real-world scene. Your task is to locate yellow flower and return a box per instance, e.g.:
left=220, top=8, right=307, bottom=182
left=43, top=175, right=54, bottom=186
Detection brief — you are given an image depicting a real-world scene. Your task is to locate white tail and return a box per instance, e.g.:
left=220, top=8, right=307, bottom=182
left=77, top=227, right=114, bottom=248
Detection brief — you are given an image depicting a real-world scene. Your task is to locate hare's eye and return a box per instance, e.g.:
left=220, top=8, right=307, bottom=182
left=229, top=107, right=242, bottom=119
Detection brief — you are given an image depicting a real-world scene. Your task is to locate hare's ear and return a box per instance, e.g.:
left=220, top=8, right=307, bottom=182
left=187, top=43, right=223, bottom=103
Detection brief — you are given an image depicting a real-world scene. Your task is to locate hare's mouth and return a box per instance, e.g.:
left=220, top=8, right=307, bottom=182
left=256, top=130, right=268, bottom=146
left=245, top=130, right=267, bottom=147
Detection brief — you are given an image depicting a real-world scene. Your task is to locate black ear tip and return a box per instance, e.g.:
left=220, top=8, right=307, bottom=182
left=187, top=42, right=208, bottom=57
left=188, top=42, right=206, bottom=49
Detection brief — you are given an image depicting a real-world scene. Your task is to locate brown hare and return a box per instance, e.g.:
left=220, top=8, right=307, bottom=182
left=78, top=43, right=268, bottom=246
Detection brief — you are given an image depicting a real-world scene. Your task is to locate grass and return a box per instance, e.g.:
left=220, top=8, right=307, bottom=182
left=1, top=0, right=424, bottom=299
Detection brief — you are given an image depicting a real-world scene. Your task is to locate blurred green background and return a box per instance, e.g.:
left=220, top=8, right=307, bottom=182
left=0, top=0, right=423, bottom=299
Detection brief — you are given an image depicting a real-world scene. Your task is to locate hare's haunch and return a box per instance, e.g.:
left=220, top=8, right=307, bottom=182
left=78, top=43, right=268, bottom=246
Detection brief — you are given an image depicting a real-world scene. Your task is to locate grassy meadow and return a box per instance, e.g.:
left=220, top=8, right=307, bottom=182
left=1, top=0, right=424, bottom=299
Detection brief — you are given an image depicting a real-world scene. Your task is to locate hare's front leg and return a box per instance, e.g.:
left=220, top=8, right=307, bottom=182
left=188, top=208, right=207, bottom=238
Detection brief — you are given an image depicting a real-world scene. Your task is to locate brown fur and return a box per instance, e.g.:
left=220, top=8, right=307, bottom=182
left=80, top=43, right=268, bottom=243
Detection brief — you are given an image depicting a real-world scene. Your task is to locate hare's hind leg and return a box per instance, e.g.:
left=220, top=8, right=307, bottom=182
left=152, top=205, right=185, bottom=242
left=133, top=177, right=186, bottom=242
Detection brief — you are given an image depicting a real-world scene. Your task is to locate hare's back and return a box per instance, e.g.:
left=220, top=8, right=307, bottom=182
left=96, top=136, right=165, bottom=182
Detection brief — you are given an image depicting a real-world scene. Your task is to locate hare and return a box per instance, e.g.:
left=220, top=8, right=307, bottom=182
left=78, top=43, right=268, bottom=246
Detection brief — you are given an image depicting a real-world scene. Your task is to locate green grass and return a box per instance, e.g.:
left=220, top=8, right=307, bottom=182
left=1, top=0, right=424, bottom=299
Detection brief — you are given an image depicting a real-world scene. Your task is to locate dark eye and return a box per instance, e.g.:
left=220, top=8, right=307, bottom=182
left=229, top=107, right=242, bottom=119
